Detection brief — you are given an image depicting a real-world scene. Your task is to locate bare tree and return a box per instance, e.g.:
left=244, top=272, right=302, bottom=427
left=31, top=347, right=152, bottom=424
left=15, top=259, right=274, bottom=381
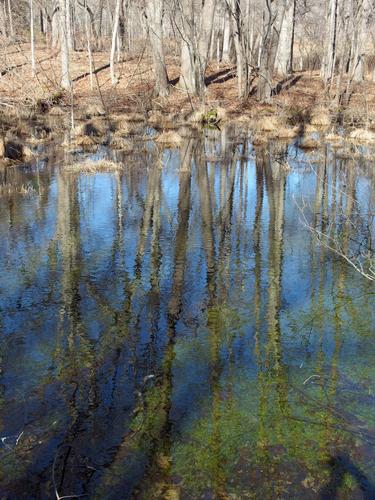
left=59, top=0, right=71, bottom=89
left=110, top=0, right=121, bottom=84
left=258, top=0, right=287, bottom=102
left=142, top=0, right=169, bottom=96
left=176, top=0, right=217, bottom=97
left=30, top=0, right=36, bottom=77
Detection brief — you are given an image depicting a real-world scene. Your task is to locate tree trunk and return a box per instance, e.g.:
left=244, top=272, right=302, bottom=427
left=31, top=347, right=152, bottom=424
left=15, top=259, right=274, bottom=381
left=110, top=0, right=121, bottom=84
left=144, top=0, right=169, bottom=97
left=352, top=0, right=369, bottom=82
left=321, top=0, right=338, bottom=82
left=222, top=7, right=232, bottom=63
left=51, top=7, right=60, bottom=48
left=59, top=0, right=71, bottom=89
left=178, top=0, right=217, bottom=97
left=30, top=0, right=36, bottom=77
left=276, top=0, right=295, bottom=77
left=7, top=0, right=13, bottom=38
left=66, top=0, right=73, bottom=51
left=84, top=0, right=93, bottom=90
left=257, top=0, right=286, bottom=102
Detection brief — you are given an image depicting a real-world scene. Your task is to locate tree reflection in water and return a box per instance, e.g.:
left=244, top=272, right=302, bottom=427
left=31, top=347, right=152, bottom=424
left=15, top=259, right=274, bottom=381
left=0, top=130, right=374, bottom=498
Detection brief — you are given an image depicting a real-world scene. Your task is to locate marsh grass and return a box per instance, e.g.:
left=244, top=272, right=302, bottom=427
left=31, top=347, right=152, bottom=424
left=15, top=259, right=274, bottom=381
left=109, top=137, right=134, bottom=151
left=349, top=129, right=375, bottom=143
left=298, top=137, right=320, bottom=150
left=64, top=159, right=123, bottom=173
left=0, top=183, right=36, bottom=196
left=310, top=107, right=331, bottom=126
left=155, top=131, right=183, bottom=147
left=256, top=116, right=280, bottom=132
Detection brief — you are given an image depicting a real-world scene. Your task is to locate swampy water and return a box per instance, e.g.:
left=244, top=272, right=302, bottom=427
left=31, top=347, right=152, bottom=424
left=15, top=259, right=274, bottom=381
left=0, top=127, right=375, bottom=499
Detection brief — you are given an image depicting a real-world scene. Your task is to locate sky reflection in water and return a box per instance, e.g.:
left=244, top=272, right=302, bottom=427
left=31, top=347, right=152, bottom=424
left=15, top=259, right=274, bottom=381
left=0, top=130, right=375, bottom=499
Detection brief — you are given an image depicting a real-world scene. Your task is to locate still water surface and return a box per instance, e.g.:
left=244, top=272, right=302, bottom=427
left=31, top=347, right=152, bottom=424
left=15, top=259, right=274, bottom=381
left=0, top=130, right=375, bottom=498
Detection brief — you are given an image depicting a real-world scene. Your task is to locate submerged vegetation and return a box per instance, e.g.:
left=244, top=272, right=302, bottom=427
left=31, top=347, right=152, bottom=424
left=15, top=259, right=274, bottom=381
left=0, top=125, right=375, bottom=497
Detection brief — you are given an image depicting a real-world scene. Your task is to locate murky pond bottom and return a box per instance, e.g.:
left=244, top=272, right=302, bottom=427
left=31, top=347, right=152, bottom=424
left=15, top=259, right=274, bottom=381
left=0, top=130, right=375, bottom=499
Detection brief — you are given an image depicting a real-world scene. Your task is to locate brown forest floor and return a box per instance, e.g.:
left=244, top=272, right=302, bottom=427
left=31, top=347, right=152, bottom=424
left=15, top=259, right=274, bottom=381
left=1, top=43, right=375, bottom=123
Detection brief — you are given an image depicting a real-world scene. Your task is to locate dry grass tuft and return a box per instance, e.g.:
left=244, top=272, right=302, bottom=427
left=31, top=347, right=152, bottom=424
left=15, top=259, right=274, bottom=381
left=188, top=107, right=228, bottom=126
left=49, top=106, right=65, bottom=116
left=73, top=120, right=107, bottom=138
left=110, top=137, right=133, bottom=151
left=0, top=183, right=36, bottom=196
left=155, top=131, right=183, bottom=147
left=275, top=126, right=299, bottom=139
left=304, top=124, right=319, bottom=134
left=0, top=138, right=34, bottom=160
left=311, top=108, right=331, bottom=126
left=335, top=147, right=358, bottom=159
left=148, top=111, right=164, bottom=125
left=299, top=137, right=320, bottom=150
left=70, top=136, right=98, bottom=147
left=123, top=112, right=146, bottom=122
left=234, top=114, right=252, bottom=124
left=64, top=159, right=123, bottom=173
left=256, top=116, right=280, bottom=132
left=325, top=132, right=343, bottom=146
left=116, top=122, right=132, bottom=136
left=252, top=133, right=268, bottom=146
left=188, top=109, right=205, bottom=124
left=216, top=107, right=228, bottom=122
left=85, top=104, right=105, bottom=118
left=349, top=128, right=375, bottom=143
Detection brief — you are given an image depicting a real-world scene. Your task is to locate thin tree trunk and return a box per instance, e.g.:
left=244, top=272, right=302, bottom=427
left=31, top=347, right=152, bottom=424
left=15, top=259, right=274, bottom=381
left=110, top=0, right=121, bottom=84
left=66, top=0, right=73, bottom=51
left=84, top=0, right=93, bottom=90
left=321, top=0, right=338, bottom=82
left=7, top=0, right=13, bottom=38
left=30, top=0, right=36, bottom=77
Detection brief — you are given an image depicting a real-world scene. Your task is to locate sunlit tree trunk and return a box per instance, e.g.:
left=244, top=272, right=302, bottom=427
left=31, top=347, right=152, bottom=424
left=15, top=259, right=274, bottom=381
left=143, top=0, right=169, bottom=97
left=59, top=0, right=71, bottom=89
left=110, top=0, right=121, bottom=84
left=51, top=7, right=59, bottom=48
left=321, top=0, right=338, bottom=82
left=30, top=0, right=36, bottom=77
left=276, top=0, right=295, bottom=76
left=222, top=7, right=232, bottom=63
left=178, top=0, right=217, bottom=97
left=257, top=0, right=286, bottom=102
left=352, top=0, right=369, bottom=82
left=7, top=0, right=13, bottom=38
